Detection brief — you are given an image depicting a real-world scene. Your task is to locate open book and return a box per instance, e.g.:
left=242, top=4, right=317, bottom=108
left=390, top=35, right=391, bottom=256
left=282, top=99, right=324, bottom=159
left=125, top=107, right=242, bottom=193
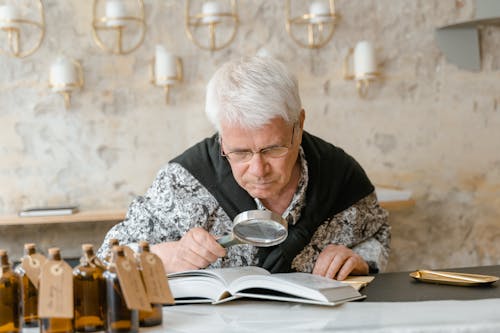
left=167, top=266, right=366, bottom=306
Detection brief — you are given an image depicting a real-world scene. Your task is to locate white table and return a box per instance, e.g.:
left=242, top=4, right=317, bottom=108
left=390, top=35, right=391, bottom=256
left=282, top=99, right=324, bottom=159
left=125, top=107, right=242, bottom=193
left=149, top=298, right=500, bottom=333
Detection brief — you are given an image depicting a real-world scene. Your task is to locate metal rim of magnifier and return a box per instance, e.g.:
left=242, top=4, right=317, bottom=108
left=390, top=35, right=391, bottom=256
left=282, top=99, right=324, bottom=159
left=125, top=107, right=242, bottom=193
left=232, top=210, right=288, bottom=247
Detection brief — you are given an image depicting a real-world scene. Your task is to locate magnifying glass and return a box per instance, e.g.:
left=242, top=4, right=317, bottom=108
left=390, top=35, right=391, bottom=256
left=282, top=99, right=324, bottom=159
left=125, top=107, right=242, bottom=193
left=217, top=210, right=288, bottom=248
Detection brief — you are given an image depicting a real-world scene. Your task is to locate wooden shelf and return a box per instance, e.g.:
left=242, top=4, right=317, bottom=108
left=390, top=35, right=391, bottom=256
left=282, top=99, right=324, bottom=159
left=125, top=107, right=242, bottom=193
left=0, top=209, right=126, bottom=226
left=379, top=199, right=415, bottom=211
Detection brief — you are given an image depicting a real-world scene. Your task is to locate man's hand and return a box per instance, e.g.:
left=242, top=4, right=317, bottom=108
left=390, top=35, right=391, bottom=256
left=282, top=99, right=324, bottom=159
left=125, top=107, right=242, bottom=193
left=150, top=227, right=226, bottom=273
left=312, top=244, right=369, bottom=280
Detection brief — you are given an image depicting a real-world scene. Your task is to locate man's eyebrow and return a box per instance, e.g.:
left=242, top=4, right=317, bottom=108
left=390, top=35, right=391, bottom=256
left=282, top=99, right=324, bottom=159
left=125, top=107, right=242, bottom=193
left=227, top=143, right=285, bottom=153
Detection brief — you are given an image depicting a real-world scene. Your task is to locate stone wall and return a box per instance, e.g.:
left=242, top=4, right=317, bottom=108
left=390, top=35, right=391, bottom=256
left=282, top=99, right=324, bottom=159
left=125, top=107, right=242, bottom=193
left=1, top=1, right=499, bottom=271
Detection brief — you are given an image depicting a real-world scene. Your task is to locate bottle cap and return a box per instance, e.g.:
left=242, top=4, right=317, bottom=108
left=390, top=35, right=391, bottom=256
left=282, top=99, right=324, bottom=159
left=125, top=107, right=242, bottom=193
left=109, top=238, right=119, bottom=246
left=48, top=247, right=61, bottom=260
left=112, top=245, right=125, bottom=256
left=82, top=244, right=94, bottom=252
left=24, top=243, right=36, bottom=250
left=0, top=249, right=9, bottom=265
left=139, top=240, right=150, bottom=252
left=24, top=243, right=37, bottom=255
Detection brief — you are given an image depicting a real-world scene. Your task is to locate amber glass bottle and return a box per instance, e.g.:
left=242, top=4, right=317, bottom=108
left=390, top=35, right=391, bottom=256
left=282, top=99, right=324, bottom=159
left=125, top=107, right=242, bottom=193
left=73, top=244, right=106, bottom=332
left=14, top=243, right=39, bottom=327
left=40, top=248, right=74, bottom=333
left=137, top=241, right=162, bottom=327
left=103, top=246, right=138, bottom=333
left=0, top=249, right=21, bottom=333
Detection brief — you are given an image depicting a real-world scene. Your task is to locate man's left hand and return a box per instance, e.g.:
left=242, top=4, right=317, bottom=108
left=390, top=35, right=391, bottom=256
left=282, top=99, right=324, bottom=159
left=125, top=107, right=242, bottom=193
left=312, top=244, right=369, bottom=280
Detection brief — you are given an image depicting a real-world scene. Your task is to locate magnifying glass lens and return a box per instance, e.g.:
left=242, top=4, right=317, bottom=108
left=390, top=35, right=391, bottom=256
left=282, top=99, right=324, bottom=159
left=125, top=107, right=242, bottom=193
left=233, top=219, right=287, bottom=244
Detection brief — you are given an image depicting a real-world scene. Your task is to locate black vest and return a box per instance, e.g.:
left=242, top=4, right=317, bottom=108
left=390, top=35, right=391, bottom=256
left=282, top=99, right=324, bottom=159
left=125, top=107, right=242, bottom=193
left=171, top=131, right=374, bottom=273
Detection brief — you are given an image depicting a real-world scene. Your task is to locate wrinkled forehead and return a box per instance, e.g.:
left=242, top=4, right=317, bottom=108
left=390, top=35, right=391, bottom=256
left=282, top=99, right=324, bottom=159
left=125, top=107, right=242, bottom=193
left=219, top=116, right=293, bottom=138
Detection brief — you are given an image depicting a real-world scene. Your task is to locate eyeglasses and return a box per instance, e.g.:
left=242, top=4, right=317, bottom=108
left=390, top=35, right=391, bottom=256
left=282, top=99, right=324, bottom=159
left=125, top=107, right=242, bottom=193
left=220, top=123, right=297, bottom=163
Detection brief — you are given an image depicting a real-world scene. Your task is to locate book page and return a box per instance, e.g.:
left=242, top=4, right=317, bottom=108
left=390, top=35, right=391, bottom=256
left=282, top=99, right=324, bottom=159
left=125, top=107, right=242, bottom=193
left=231, top=272, right=361, bottom=303
left=167, top=266, right=270, bottom=303
left=169, top=266, right=270, bottom=287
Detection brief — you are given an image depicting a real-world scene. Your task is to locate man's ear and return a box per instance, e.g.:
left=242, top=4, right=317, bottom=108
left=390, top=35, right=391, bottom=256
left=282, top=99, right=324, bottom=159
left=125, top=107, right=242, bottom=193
left=299, top=109, right=305, bottom=131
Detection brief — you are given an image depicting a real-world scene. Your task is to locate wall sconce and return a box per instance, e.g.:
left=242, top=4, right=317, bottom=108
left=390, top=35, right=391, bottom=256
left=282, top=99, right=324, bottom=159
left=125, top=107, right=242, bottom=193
left=150, top=45, right=183, bottom=104
left=185, top=0, right=239, bottom=51
left=49, top=57, right=84, bottom=109
left=343, top=41, right=381, bottom=98
left=91, top=0, right=146, bottom=55
left=285, top=0, right=338, bottom=49
left=0, top=0, right=45, bottom=58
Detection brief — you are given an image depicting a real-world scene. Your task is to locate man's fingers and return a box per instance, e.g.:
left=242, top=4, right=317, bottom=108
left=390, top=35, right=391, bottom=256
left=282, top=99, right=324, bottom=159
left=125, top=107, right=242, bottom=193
left=180, top=246, right=212, bottom=268
left=177, top=227, right=227, bottom=269
left=190, top=228, right=227, bottom=258
left=325, top=253, right=349, bottom=279
left=336, top=257, right=357, bottom=280
left=313, top=244, right=369, bottom=280
left=312, top=251, right=332, bottom=276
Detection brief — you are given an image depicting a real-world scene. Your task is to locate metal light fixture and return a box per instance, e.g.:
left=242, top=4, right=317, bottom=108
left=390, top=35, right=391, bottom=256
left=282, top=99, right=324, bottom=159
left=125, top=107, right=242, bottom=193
left=343, top=41, right=381, bottom=98
left=185, top=0, right=239, bottom=51
left=49, top=57, right=84, bottom=109
left=285, top=0, right=338, bottom=49
left=91, top=0, right=146, bottom=55
left=150, top=45, right=183, bottom=104
left=0, top=0, right=45, bottom=58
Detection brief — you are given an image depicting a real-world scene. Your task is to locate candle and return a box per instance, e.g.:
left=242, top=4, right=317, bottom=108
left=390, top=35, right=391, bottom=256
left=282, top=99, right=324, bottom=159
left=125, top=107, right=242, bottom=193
left=309, top=2, right=330, bottom=24
left=0, top=5, right=20, bottom=29
left=202, top=1, right=223, bottom=24
left=155, top=45, right=178, bottom=85
left=50, top=57, right=78, bottom=92
left=353, top=41, right=377, bottom=79
left=105, top=0, right=127, bottom=27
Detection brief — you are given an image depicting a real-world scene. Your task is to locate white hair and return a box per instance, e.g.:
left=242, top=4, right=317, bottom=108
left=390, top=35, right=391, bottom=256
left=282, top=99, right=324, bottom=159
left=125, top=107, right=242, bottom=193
left=205, top=56, right=302, bottom=132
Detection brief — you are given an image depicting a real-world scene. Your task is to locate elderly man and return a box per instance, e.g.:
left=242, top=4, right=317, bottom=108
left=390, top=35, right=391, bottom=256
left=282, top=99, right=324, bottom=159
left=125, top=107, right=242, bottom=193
left=98, top=56, right=390, bottom=280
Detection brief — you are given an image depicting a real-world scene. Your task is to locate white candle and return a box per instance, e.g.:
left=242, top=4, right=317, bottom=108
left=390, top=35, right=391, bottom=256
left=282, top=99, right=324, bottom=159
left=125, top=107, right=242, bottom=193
left=354, top=41, right=377, bottom=79
left=309, top=2, right=330, bottom=24
left=202, top=1, right=223, bottom=24
left=155, top=45, right=178, bottom=85
left=50, top=57, right=78, bottom=92
left=105, top=0, right=127, bottom=27
left=0, top=5, right=21, bottom=29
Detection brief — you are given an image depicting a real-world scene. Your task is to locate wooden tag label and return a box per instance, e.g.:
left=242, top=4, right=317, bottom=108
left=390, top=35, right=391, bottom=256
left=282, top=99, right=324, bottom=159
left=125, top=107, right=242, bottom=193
left=138, top=252, right=174, bottom=304
left=38, top=260, right=73, bottom=318
left=21, top=253, right=47, bottom=288
left=106, top=245, right=135, bottom=263
left=115, top=256, right=152, bottom=312
left=122, top=245, right=135, bottom=260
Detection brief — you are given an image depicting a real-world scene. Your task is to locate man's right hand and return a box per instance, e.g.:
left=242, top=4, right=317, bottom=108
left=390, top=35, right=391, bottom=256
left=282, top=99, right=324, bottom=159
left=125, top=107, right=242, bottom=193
left=150, top=227, right=226, bottom=273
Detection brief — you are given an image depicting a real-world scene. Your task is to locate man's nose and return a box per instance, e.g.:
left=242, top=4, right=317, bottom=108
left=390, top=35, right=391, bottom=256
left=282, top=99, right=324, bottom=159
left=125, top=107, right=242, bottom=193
left=247, top=152, right=267, bottom=176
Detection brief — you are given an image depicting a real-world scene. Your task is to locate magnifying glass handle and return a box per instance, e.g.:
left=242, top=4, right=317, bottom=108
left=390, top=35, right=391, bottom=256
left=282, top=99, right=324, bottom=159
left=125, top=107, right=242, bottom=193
left=217, top=234, right=241, bottom=248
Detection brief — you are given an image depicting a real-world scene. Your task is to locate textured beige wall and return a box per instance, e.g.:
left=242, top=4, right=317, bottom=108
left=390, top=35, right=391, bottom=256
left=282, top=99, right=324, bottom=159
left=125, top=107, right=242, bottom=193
left=1, top=1, right=499, bottom=270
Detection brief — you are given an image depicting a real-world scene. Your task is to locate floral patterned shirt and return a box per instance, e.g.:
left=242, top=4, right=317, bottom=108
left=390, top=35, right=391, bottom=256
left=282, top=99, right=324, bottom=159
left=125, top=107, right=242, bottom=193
left=97, top=148, right=391, bottom=272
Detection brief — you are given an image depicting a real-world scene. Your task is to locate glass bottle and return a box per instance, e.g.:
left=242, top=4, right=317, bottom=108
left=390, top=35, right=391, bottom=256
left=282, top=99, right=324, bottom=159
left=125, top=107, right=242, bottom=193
left=103, top=246, right=138, bottom=333
left=14, top=243, right=40, bottom=327
left=137, top=241, right=162, bottom=327
left=40, top=248, right=74, bottom=333
left=73, top=244, right=106, bottom=332
left=0, top=249, right=21, bottom=333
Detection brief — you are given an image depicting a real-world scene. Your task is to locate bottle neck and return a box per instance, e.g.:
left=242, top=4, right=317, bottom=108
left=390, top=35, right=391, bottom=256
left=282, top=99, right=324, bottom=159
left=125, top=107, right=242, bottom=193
left=48, top=253, right=61, bottom=261
left=139, top=246, right=150, bottom=253
left=1, top=255, right=10, bottom=272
